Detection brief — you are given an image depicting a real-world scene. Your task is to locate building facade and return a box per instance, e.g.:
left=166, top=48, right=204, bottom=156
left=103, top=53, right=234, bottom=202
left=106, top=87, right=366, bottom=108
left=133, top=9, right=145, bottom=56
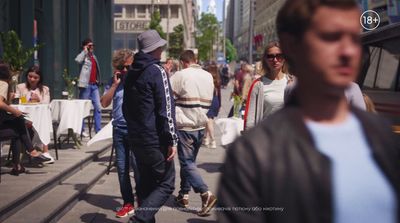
left=113, top=0, right=197, bottom=59
left=0, top=0, right=112, bottom=98
left=225, top=0, right=258, bottom=62
left=359, top=0, right=400, bottom=26
left=253, top=0, right=285, bottom=59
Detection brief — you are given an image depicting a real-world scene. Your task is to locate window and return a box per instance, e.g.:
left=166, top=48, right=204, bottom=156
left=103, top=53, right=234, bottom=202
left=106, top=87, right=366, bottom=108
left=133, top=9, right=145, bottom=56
left=160, top=6, right=168, bottom=19
left=126, top=5, right=135, bottom=18
left=114, top=5, right=122, bottom=18
left=171, top=5, right=179, bottom=18
left=137, top=5, right=147, bottom=19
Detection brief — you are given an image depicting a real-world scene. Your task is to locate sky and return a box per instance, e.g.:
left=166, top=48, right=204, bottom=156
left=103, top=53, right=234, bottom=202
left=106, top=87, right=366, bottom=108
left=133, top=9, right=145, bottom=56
left=200, top=0, right=224, bottom=21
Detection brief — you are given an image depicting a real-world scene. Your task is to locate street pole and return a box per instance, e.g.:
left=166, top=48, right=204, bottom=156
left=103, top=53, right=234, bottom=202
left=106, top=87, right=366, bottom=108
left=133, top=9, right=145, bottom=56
left=166, top=0, right=170, bottom=53
left=248, top=0, right=254, bottom=64
left=223, top=0, right=226, bottom=62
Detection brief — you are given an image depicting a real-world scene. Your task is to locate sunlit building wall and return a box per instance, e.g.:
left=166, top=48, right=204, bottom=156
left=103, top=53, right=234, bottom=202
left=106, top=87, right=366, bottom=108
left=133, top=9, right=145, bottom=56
left=113, top=0, right=197, bottom=58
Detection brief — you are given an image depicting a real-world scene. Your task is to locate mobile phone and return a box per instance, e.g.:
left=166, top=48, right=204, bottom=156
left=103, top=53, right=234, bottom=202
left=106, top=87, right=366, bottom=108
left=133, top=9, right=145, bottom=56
left=116, top=73, right=122, bottom=80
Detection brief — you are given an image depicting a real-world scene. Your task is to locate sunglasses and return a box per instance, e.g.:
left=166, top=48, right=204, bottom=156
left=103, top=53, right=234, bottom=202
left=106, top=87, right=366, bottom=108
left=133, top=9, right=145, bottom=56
left=265, top=53, right=284, bottom=61
left=117, top=65, right=130, bottom=71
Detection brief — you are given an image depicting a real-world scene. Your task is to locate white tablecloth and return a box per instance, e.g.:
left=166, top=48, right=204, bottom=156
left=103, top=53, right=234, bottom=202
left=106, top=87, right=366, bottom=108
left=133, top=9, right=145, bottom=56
left=50, top=99, right=92, bottom=135
left=11, top=104, right=52, bottom=145
left=87, top=120, right=113, bottom=146
left=215, top=117, right=244, bottom=145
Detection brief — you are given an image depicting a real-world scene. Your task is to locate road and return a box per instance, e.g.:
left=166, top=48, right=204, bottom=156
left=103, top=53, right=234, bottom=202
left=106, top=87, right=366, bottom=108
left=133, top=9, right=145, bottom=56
left=59, top=83, right=234, bottom=223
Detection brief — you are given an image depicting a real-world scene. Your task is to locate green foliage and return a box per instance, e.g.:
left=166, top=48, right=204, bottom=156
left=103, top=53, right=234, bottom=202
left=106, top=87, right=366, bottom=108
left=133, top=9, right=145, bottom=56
left=168, top=24, right=184, bottom=59
left=0, top=30, right=42, bottom=74
left=149, top=10, right=166, bottom=39
left=196, top=13, right=219, bottom=62
left=62, top=68, right=78, bottom=98
left=225, top=38, right=237, bottom=63
left=232, top=94, right=243, bottom=118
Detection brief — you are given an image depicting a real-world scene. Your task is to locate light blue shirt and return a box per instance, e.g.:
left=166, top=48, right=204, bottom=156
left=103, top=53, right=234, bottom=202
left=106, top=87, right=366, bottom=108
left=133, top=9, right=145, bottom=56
left=306, top=113, right=396, bottom=223
left=104, top=77, right=126, bottom=128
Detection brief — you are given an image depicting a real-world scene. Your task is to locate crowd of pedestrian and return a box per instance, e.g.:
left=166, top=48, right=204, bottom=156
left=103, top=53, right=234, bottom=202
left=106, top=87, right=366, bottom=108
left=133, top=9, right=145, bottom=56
left=1, top=0, right=399, bottom=222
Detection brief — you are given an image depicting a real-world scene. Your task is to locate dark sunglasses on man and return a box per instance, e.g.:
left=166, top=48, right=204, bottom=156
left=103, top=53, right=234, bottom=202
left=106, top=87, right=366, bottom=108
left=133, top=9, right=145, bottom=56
left=117, top=65, right=130, bottom=71
left=266, top=53, right=284, bottom=61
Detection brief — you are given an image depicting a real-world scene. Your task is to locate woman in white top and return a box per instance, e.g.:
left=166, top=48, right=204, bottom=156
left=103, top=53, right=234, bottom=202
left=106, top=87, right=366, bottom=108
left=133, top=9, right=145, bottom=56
left=16, top=65, right=50, bottom=104
left=244, top=42, right=290, bottom=130
left=15, top=66, right=54, bottom=163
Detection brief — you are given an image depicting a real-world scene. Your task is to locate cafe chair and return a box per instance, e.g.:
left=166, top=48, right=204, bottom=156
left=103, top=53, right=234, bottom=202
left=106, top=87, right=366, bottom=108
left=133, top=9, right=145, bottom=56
left=81, top=113, right=93, bottom=140
left=51, top=121, right=60, bottom=160
left=106, top=143, right=115, bottom=175
left=0, top=129, right=20, bottom=183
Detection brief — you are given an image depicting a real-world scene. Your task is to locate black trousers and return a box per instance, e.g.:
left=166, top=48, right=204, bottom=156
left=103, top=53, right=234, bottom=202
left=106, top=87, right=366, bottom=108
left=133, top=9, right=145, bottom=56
left=131, top=145, right=175, bottom=223
left=0, top=116, right=34, bottom=165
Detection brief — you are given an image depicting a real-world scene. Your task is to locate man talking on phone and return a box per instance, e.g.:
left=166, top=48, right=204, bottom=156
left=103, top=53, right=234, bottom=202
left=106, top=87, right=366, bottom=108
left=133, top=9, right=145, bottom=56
left=75, top=38, right=102, bottom=134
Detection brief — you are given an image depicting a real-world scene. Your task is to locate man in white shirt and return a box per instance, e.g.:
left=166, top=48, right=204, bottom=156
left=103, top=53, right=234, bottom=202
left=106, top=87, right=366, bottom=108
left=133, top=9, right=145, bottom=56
left=170, top=50, right=217, bottom=216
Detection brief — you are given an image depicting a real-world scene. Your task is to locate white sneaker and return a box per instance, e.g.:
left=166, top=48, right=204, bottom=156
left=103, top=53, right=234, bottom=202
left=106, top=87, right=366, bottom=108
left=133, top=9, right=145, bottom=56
left=202, top=137, right=209, bottom=146
left=42, top=152, right=55, bottom=164
left=210, top=140, right=217, bottom=149
left=81, top=132, right=90, bottom=138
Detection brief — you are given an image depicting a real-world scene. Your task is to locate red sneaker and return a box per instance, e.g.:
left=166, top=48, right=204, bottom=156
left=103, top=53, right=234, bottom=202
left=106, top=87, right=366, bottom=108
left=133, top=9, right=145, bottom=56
left=115, top=203, right=135, bottom=218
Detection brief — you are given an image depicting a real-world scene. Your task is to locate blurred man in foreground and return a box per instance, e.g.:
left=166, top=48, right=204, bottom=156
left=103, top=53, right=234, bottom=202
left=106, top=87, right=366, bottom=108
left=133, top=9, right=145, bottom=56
left=218, top=0, right=400, bottom=222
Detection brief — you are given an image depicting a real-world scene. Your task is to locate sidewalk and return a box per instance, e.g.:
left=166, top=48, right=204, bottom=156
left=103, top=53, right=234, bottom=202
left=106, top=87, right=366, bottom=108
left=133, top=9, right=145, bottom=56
left=0, top=136, right=112, bottom=222
left=59, top=84, right=235, bottom=223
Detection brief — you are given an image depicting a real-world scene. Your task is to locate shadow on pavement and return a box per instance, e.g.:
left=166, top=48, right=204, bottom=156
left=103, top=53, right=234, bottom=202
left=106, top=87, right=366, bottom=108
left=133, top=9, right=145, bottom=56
left=187, top=218, right=217, bottom=223
left=197, top=162, right=223, bottom=173
left=80, top=213, right=121, bottom=223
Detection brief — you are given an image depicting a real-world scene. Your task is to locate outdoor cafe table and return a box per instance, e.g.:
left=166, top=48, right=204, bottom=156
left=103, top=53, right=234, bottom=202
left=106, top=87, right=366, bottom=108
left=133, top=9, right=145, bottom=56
left=215, top=117, right=244, bottom=146
left=50, top=99, right=92, bottom=135
left=11, top=103, right=52, bottom=145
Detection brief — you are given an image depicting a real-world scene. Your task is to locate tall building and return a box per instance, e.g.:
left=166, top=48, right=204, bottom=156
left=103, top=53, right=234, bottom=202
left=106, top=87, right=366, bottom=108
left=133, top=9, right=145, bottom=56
left=113, top=0, right=197, bottom=58
left=207, top=0, right=217, bottom=15
left=253, top=0, right=285, bottom=58
left=225, top=0, right=235, bottom=42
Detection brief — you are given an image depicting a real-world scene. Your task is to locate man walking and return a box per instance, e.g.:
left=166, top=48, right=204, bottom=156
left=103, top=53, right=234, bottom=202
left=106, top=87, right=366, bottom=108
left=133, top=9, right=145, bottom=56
left=170, top=50, right=217, bottom=216
left=123, top=30, right=178, bottom=223
left=218, top=0, right=400, bottom=222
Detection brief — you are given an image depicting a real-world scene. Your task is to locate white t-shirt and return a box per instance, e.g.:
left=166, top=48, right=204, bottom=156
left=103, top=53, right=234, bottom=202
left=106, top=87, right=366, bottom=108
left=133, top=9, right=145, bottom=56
left=262, top=76, right=288, bottom=118
left=0, top=80, right=8, bottom=101
left=306, top=114, right=396, bottom=223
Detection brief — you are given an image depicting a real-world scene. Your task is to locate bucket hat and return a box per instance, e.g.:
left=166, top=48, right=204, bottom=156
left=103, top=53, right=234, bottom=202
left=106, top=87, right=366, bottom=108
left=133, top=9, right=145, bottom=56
left=138, top=30, right=167, bottom=53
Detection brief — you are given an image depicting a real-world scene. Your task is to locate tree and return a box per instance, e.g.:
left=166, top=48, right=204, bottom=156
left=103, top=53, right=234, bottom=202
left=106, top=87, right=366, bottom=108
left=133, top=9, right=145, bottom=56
left=196, top=13, right=219, bottom=62
left=225, top=38, right=237, bottom=63
left=168, top=24, right=184, bottom=59
left=0, top=30, right=41, bottom=75
left=0, top=30, right=42, bottom=90
left=149, top=9, right=166, bottom=39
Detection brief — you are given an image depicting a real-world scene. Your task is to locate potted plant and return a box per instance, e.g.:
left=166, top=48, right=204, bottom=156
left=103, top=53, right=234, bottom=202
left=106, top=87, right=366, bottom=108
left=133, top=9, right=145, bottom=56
left=62, top=68, right=78, bottom=99
left=0, top=30, right=42, bottom=91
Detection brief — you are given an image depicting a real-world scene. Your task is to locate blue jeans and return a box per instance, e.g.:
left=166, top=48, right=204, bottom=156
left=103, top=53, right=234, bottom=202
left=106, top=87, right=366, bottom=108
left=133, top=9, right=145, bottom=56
left=131, top=144, right=175, bottom=223
left=113, top=126, right=139, bottom=205
left=177, top=130, right=208, bottom=195
left=79, top=84, right=101, bottom=132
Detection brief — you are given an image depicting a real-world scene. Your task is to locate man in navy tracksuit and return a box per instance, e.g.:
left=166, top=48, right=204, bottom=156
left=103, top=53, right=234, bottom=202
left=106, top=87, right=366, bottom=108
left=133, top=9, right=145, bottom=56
left=123, top=30, right=178, bottom=223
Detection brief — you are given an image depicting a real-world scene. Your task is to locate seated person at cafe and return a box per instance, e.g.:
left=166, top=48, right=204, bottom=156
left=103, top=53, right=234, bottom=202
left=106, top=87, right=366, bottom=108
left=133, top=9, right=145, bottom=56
left=14, top=65, right=54, bottom=163
left=16, top=65, right=50, bottom=103
left=0, top=61, right=51, bottom=175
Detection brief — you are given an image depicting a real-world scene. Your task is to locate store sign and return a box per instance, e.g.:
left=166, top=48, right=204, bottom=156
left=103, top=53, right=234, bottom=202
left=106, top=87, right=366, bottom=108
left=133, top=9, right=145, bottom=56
left=114, top=20, right=150, bottom=33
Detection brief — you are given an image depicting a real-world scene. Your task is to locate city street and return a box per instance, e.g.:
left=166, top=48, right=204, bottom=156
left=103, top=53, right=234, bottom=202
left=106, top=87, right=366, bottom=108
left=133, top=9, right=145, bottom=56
left=59, top=82, right=234, bottom=223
